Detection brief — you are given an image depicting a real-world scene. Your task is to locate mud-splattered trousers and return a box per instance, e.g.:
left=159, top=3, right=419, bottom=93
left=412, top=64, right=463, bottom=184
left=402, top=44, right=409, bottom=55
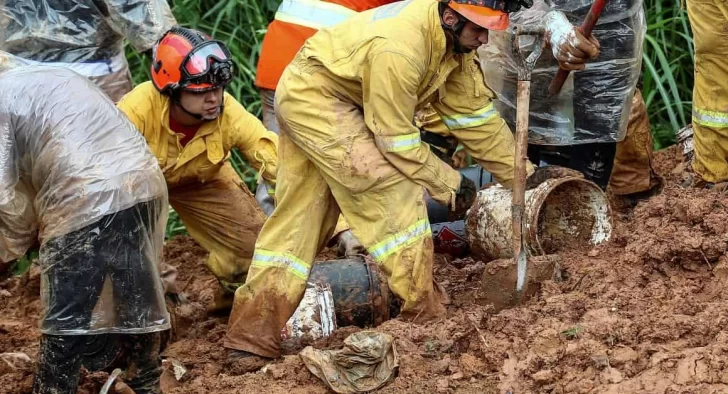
left=609, top=89, right=661, bottom=195
left=687, top=0, right=728, bottom=184
left=222, top=0, right=532, bottom=358
left=259, top=87, right=348, bottom=233
left=224, top=63, right=445, bottom=357
left=32, top=202, right=169, bottom=394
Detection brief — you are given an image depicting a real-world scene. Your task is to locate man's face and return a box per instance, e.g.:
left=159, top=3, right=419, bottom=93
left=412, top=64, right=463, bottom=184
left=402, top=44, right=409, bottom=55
left=457, top=21, right=489, bottom=52
left=179, top=87, right=224, bottom=120
left=441, top=8, right=490, bottom=53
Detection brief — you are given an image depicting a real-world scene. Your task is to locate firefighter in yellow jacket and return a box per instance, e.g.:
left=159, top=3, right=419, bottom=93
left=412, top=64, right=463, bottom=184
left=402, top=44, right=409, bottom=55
left=117, top=28, right=277, bottom=307
left=685, top=0, right=728, bottom=190
left=225, top=0, right=597, bottom=368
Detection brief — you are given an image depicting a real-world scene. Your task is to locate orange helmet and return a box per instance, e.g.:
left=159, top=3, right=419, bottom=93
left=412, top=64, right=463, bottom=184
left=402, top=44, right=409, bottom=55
left=440, top=0, right=532, bottom=31
left=151, top=27, right=235, bottom=94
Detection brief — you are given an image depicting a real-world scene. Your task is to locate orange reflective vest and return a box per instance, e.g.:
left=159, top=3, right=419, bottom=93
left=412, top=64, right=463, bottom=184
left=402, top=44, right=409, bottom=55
left=255, top=0, right=397, bottom=90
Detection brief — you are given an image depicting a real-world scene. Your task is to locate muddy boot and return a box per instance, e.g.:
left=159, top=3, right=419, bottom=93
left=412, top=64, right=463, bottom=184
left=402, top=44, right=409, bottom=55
left=397, top=282, right=448, bottom=324
left=680, top=172, right=728, bottom=191
left=225, top=349, right=273, bottom=374
left=612, top=175, right=665, bottom=211
left=119, top=332, right=164, bottom=394
left=207, top=283, right=235, bottom=313
left=32, top=335, right=85, bottom=394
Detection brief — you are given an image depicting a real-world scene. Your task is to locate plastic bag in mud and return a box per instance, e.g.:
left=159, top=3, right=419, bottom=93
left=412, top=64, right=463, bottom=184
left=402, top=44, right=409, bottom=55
left=300, top=331, right=399, bottom=394
left=480, top=0, right=645, bottom=145
left=0, top=0, right=176, bottom=101
left=0, top=60, right=170, bottom=334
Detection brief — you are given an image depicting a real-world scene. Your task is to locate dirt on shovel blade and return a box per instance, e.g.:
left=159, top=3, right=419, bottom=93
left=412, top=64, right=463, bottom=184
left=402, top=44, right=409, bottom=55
left=2, top=146, right=728, bottom=393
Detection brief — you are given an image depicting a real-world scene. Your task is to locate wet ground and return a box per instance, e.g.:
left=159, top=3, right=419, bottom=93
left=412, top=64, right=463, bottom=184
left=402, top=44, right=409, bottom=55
left=2, top=146, right=728, bottom=393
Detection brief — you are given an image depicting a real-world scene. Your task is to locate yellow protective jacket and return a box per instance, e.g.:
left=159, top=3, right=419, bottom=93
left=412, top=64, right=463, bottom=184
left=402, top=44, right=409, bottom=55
left=298, top=0, right=523, bottom=203
left=117, top=82, right=278, bottom=187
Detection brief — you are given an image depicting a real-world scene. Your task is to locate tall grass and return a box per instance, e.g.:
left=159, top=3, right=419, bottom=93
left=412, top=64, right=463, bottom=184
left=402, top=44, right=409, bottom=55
left=642, top=0, right=694, bottom=149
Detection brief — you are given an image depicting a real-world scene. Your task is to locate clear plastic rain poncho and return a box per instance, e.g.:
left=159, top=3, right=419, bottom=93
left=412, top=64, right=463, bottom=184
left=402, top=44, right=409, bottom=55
left=480, top=0, right=646, bottom=145
left=0, top=0, right=176, bottom=102
left=0, top=55, right=170, bottom=335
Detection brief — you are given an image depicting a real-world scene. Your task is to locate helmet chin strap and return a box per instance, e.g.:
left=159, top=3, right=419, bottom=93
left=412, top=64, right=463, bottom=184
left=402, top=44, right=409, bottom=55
left=439, top=3, right=473, bottom=54
left=172, top=89, right=225, bottom=121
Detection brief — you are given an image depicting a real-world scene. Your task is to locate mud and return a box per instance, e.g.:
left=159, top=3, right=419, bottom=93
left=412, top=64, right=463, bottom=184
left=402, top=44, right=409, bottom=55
left=2, top=146, right=728, bottom=393
left=537, top=183, right=597, bottom=253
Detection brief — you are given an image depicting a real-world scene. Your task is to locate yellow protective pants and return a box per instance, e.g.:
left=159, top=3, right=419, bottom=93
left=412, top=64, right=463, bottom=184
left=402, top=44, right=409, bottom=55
left=609, top=89, right=661, bottom=195
left=224, top=63, right=445, bottom=358
left=260, top=87, right=353, bottom=243
left=169, top=163, right=267, bottom=290
left=687, top=0, right=728, bottom=183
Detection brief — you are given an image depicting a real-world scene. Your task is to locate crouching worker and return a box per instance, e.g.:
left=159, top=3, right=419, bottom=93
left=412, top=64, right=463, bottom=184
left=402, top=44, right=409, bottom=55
left=117, top=28, right=278, bottom=308
left=0, top=53, right=170, bottom=394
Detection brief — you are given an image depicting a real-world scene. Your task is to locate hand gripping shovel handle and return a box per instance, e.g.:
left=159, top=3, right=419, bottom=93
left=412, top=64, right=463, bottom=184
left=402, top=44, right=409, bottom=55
left=548, top=0, right=609, bottom=96
left=511, top=26, right=544, bottom=303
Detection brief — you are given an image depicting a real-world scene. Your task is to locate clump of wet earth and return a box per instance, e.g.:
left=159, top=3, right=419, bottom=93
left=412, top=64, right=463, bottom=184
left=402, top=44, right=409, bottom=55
left=2, top=145, right=728, bottom=394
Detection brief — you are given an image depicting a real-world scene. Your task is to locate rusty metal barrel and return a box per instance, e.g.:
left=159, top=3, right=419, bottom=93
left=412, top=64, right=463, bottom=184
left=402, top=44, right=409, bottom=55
left=282, top=257, right=401, bottom=342
left=308, top=257, right=400, bottom=328
left=465, top=177, right=612, bottom=261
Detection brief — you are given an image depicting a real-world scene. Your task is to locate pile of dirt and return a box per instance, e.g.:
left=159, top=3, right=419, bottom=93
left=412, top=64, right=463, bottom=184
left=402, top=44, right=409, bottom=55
left=0, top=264, right=41, bottom=394
left=3, top=145, right=728, bottom=393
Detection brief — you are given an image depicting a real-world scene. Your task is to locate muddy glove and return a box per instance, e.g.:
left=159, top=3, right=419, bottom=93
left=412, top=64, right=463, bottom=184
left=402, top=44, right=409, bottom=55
left=336, top=230, right=366, bottom=257
left=255, top=181, right=275, bottom=217
left=544, top=11, right=600, bottom=71
left=526, top=165, right=584, bottom=190
left=449, top=174, right=477, bottom=220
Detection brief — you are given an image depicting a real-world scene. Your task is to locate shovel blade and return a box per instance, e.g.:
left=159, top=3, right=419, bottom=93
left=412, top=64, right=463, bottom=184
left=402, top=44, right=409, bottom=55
left=479, top=255, right=559, bottom=312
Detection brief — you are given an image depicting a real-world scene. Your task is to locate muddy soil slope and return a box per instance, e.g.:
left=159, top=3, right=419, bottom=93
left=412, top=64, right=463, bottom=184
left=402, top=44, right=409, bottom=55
left=2, top=146, right=728, bottom=393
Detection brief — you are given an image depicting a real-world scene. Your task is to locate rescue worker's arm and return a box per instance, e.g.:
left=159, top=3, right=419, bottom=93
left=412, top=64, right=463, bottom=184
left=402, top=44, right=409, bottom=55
left=428, top=56, right=533, bottom=189
left=102, top=0, right=177, bottom=52
left=363, top=50, right=461, bottom=205
left=225, top=94, right=279, bottom=185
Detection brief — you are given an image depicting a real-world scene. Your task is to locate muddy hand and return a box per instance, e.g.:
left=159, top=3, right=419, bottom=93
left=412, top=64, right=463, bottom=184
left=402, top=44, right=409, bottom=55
left=545, top=11, right=600, bottom=71
left=525, top=165, right=584, bottom=190
left=449, top=174, right=477, bottom=221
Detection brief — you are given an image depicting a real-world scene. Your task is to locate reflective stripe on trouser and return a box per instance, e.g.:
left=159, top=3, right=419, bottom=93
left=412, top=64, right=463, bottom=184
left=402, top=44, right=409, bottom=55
left=687, top=0, right=728, bottom=183
left=224, top=63, right=444, bottom=358
left=168, top=163, right=267, bottom=290
left=609, top=89, right=660, bottom=195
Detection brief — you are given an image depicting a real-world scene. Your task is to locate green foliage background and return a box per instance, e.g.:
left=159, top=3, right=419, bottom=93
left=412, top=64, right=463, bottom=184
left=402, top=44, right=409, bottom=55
left=123, top=0, right=693, bottom=238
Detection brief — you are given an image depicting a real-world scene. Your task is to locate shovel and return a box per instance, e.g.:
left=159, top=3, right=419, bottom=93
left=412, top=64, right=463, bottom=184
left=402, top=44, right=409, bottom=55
left=479, top=26, right=558, bottom=311
left=511, top=25, right=545, bottom=303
